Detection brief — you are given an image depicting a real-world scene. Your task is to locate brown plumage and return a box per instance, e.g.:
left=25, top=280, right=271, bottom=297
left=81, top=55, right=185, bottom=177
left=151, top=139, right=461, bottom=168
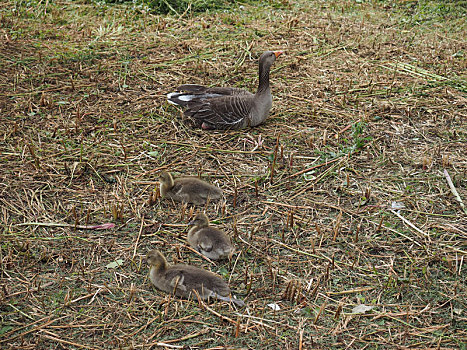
left=167, top=51, right=283, bottom=130
left=147, top=249, right=244, bottom=306
left=159, top=171, right=222, bottom=205
left=187, top=213, right=234, bottom=260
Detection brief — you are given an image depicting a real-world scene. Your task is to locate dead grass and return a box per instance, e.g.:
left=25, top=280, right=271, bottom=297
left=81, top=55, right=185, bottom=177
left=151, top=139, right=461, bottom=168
left=0, top=0, right=466, bottom=349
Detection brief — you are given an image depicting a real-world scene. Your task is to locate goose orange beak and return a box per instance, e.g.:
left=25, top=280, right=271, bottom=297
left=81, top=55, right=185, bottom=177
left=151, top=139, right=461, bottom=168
left=273, top=51, right=284, bottom=58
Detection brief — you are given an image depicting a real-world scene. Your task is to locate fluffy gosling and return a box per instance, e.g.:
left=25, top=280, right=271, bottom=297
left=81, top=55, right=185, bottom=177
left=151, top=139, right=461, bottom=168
left=159, top=171, right=222, bottom=205
left=188, top=213, right=234, bottom=260
left=147, top=249, right=244, bottom=307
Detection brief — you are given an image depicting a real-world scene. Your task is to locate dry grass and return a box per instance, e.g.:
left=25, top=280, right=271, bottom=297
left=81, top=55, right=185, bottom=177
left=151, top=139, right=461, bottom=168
left=1, top=0, right=466, bottom=349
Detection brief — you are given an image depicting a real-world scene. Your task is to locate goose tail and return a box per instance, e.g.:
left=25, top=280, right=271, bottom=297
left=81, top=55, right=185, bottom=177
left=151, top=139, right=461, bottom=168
left=167, top=92, right=196, bottom=106
left=212, top=293, right=245, bottom=307
left=167, top=91, right=223, bottom=106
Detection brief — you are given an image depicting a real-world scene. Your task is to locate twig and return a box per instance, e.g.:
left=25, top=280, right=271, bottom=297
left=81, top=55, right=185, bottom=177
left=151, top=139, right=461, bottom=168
left=16, top=222, right=115, bottom=230
left=3, top=84, right=95, bottom=97
left=444, top=169, right=467, bottom=214
left=368, top=219, right=422, bottom=247
left=184, top=245, right=216, bottom=265
left=67, top=292, right=95, bottom=305
left=270, top=134, right=280, bottom=184
left=132, top=217, right=144, bottom=259
left=40, top=333, right=98, bottom=350
left=0, top=317, right=63, bottom=343
left=144, top=329, right=208, bottom=348
left=390, top=210, right=430, bottom=238
left=290, top=157, right=345, bottom=200
left=288, top=157, right=342, bottom=179
left=199, top=300, right=237, bottom=325
left=2, top=282, right=54, bottom=299
left=337, top=119, right=360, bottom=135
left=8, top=303, right=34, bottom=320
left=149, top=343, right=183, bottom=349
left=233, top=313, right=283, bottom=329
left=270, top=239, right=335, bottom=265
left=328, top=287, right=375, bottom=295
left=162, top=140, right=265, bottom=154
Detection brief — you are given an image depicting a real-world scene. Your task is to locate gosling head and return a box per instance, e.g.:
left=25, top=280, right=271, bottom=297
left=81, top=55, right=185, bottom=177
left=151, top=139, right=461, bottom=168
left=188, top=212, right=209, bottom=228
left=159, top=171, right=174, bottom=195
left=147, top=249, right=167, bottom=269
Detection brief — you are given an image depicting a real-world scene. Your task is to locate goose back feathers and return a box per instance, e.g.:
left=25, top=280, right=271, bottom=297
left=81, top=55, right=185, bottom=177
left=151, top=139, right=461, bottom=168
left=167, top=51, right=283, bottom=130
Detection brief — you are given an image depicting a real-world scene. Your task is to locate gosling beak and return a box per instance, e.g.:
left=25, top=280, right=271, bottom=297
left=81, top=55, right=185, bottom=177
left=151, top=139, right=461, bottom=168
left=273, top=51, right=284, bottom=58
left=187, top=220, right=196, bottom=227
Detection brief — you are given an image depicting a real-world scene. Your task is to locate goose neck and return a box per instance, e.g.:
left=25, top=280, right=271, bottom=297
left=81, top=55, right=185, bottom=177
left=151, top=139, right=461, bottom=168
left=256, top=62, right=271, bottom=95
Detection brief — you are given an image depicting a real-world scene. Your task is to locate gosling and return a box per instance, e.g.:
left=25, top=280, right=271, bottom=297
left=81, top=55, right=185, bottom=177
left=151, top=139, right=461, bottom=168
left=188, top=213, right=234, bottom=260
left=159, top=171, right=222, bottom=205
left=147, top=249, right=244, bottom=306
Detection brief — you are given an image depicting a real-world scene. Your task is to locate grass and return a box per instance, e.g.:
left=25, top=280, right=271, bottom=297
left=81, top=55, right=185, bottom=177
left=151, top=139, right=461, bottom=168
left=1, top=0, right=466, bottom=349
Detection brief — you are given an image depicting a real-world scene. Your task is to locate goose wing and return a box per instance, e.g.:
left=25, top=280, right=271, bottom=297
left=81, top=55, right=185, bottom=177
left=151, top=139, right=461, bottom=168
left=166, top=265, right=230, bottom=297
left=168, top=274, right=187, bottom=292
left=184, top=95, right=254, bottom=130
left=196, top=235, right=214, bottom=253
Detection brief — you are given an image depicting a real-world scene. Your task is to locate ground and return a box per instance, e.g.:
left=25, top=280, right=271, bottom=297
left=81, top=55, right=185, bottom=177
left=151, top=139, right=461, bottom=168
left=0, top=0, right=466, bottom=349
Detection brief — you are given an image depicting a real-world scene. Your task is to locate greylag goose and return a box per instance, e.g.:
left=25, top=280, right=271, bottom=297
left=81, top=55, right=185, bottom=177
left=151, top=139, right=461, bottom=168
left=159, top=171, right=222, bottom=205
left=147, top=249, right=245, bottom=306
left=187, top=213, right=234, bottom=260
left=167, top=51, right=283, bottom=130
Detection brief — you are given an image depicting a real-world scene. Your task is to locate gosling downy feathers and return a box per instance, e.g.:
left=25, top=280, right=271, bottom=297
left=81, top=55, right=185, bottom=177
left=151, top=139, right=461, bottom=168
left=159, top=171, right=222, bottom=205
left=147, top=249, right=244, bottom=306
left=188, top=213, right=234, bottom=260
left=167, top=51, right=283, bottom=130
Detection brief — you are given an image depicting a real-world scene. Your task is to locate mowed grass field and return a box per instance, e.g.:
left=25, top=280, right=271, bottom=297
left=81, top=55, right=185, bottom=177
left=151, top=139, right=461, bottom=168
left=1, top=0, right=466, bottom=348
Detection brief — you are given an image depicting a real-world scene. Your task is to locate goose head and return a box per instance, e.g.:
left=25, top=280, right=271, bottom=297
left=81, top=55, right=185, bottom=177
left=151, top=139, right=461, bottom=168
left=188, top=212, right=210, bottom=229
left=259, top=51, right=283, bottom=70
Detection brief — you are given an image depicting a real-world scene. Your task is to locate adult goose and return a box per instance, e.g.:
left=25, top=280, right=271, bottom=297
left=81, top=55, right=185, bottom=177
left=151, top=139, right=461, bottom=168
left=187, top=212, right=234, bottom=260
left=147, top=249, right=245, bottom=306
left=159, top=171, right=222, bottom=205
left=167, top=51, right=283, bottom=130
